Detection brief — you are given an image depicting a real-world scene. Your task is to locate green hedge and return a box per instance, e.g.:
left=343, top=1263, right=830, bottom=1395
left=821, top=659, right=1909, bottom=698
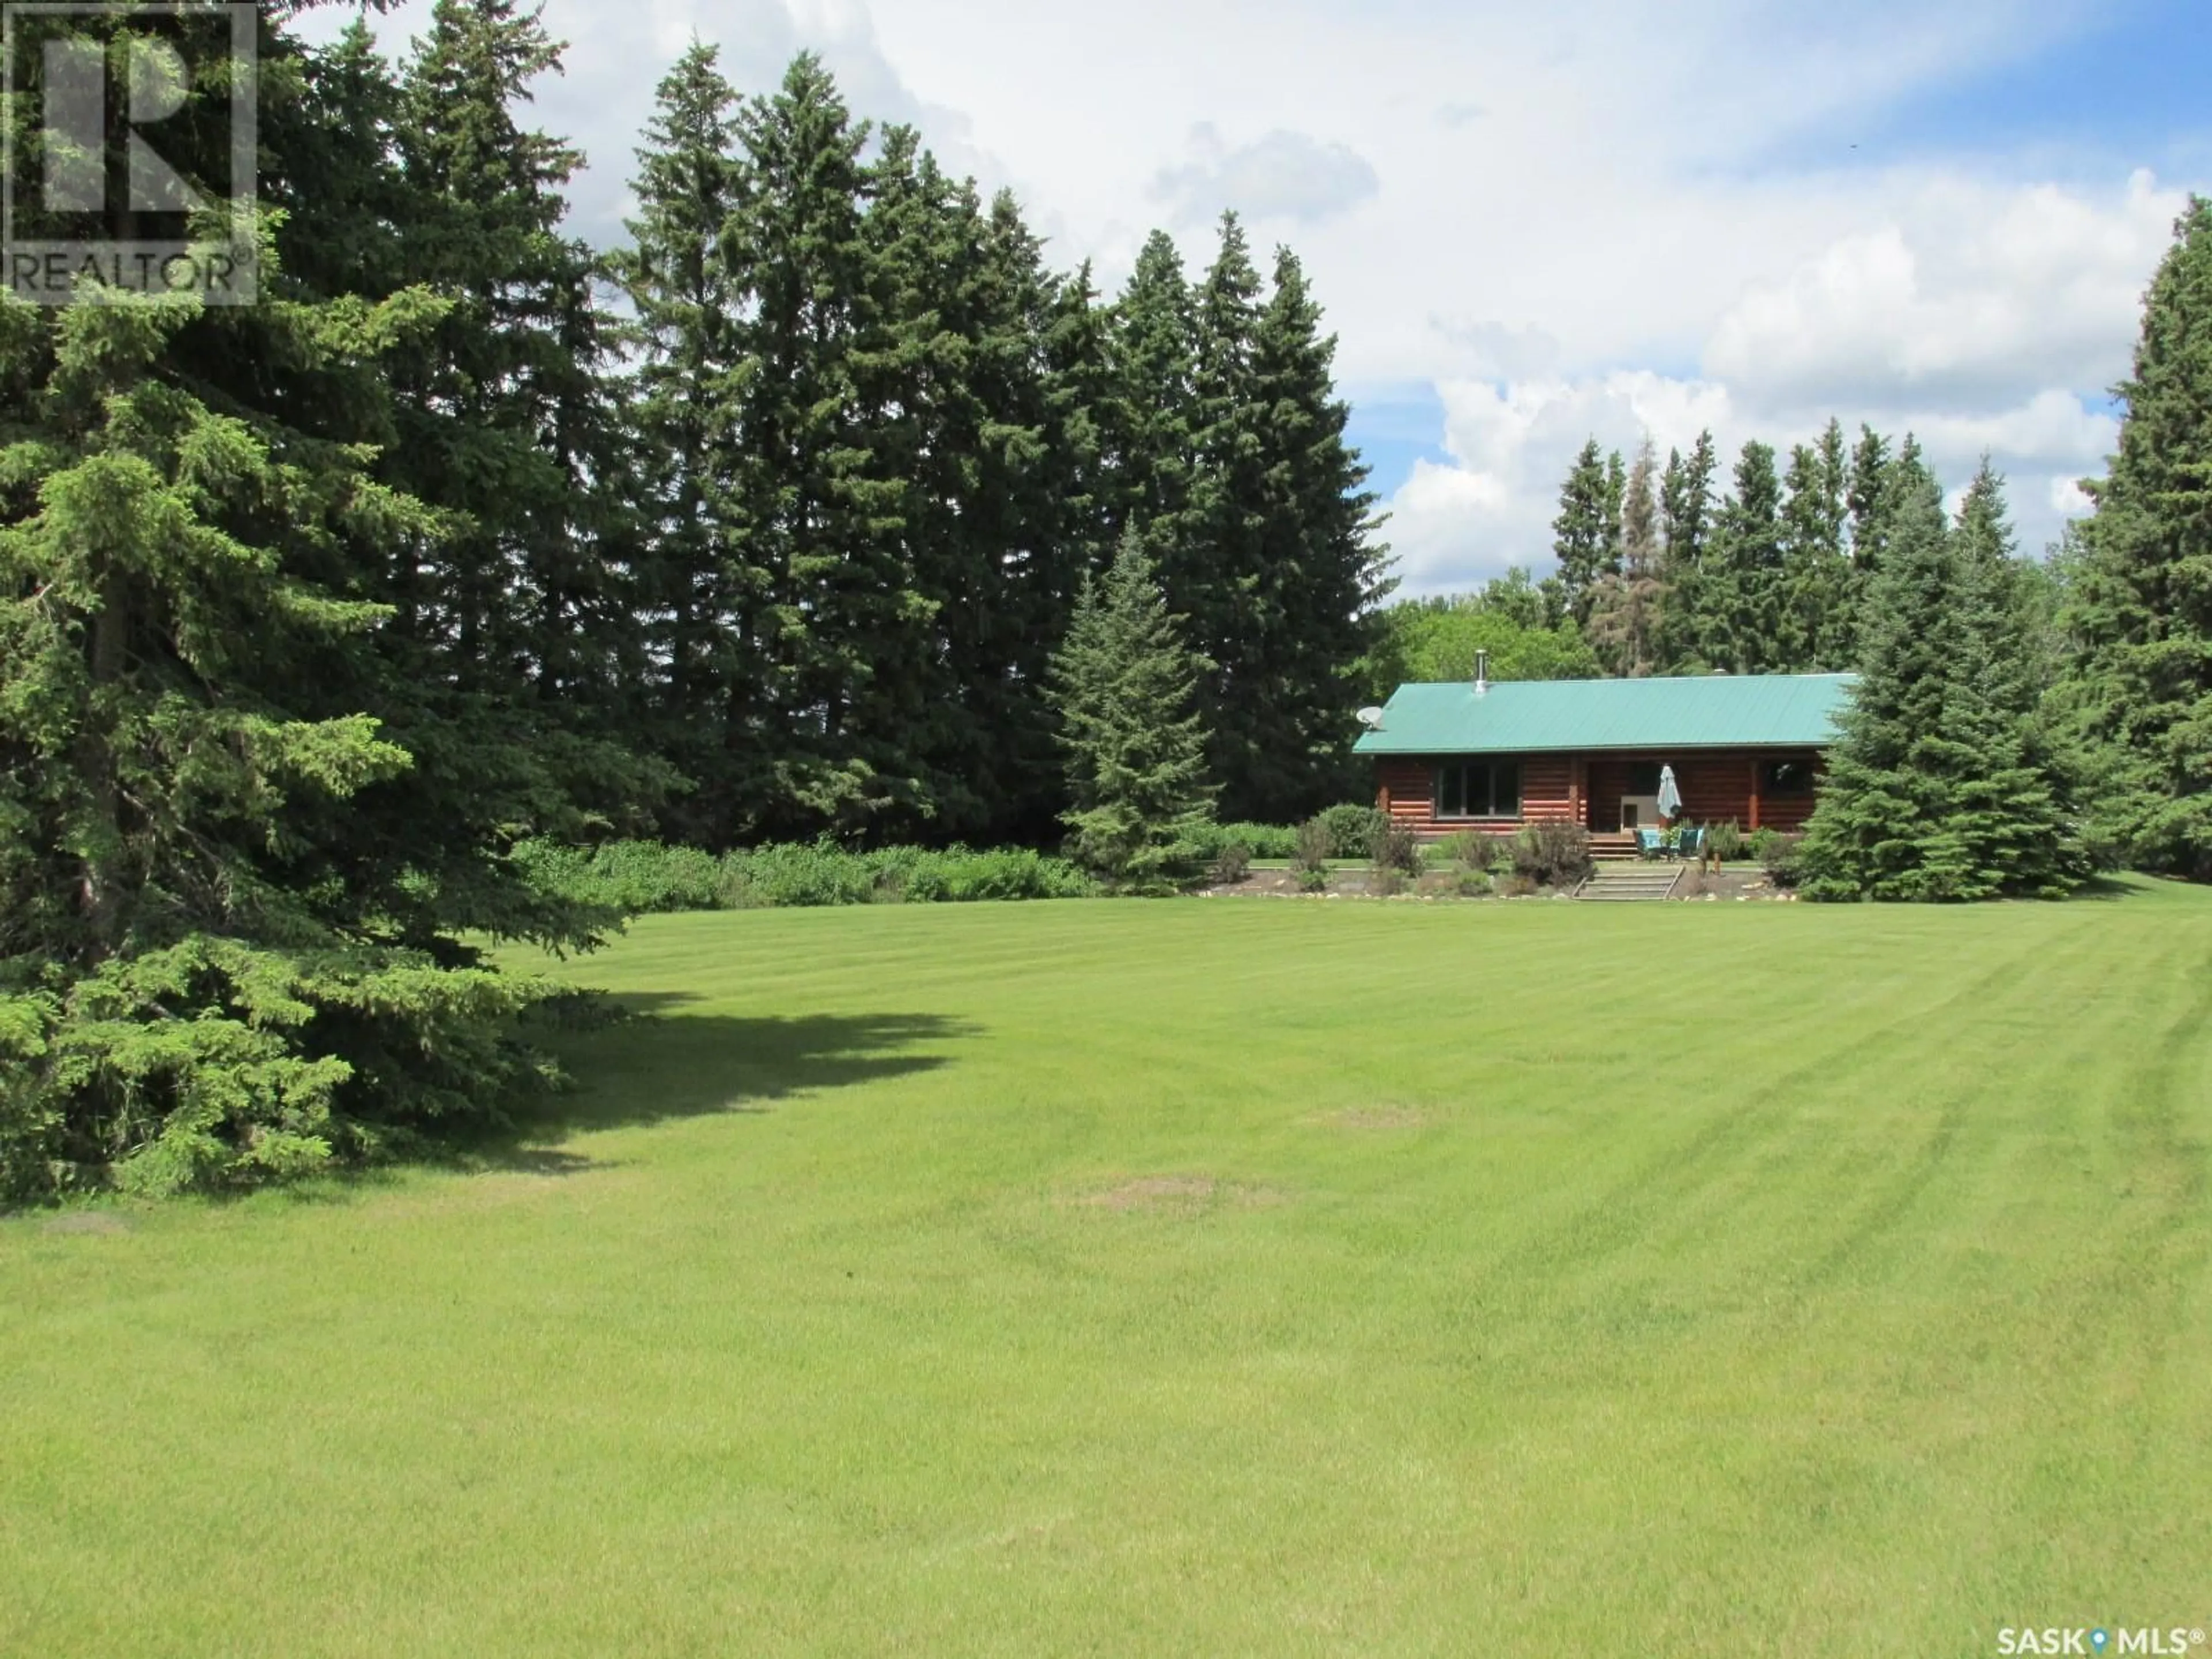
left=513, top=839, right=1093, bottom=915
left=1181, top=821, right=1302, bottom=861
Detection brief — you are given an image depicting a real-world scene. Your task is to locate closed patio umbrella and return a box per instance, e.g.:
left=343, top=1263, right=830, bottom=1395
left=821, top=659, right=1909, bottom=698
left=1656, top=764, right=1683, bottom=821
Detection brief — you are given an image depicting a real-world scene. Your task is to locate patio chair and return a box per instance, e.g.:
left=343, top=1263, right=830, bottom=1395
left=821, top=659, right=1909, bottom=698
left=1634, top=827, right=1664, bottom=859
left=1676, top=826, right=1703, bottom=863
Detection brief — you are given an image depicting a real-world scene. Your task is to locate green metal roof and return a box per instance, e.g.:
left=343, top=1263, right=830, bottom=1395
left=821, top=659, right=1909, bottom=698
left=1353, top=673, right=1854, bottom=756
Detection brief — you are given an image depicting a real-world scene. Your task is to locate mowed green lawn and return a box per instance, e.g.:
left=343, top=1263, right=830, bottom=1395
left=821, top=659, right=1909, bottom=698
left=5, top=887, right=2210, bottom=1657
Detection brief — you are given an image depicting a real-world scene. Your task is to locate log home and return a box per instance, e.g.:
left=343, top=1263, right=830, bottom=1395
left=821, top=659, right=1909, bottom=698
left=1354, top=666, right=1851, bottom=852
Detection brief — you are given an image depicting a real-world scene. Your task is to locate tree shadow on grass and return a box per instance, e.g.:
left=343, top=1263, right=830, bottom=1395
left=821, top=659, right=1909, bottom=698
left=280, top=1002, right=978, bottom=1200
left=523, top=999, right=977, bottom=1140
left=2069, top=874, right=2159, bottom=903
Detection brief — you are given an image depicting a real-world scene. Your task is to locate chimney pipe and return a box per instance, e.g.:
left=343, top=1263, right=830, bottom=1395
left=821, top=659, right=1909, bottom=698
left=1475, top=649, right=1490, bottom=696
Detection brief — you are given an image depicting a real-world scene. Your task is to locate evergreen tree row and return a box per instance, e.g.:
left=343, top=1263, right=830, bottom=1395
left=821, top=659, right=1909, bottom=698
left=1544, top=419, right=1903, bottom=678
left=618, top=46, right=1385, bottom=843
left=1798, top=456, right=2085, bottom=900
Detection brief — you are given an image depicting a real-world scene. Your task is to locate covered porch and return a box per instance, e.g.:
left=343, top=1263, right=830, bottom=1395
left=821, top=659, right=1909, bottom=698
left=1374, top=747, right=1823, bottom=845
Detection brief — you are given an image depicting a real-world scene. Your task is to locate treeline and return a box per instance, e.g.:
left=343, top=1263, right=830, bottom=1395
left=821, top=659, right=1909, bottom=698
left=0, top=1, right=1381, bottom=1198
left=1395, top=421, right=1967, bottom=684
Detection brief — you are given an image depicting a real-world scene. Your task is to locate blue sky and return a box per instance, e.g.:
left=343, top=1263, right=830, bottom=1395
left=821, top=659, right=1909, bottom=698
left=1820, top=0, right=2212, bottom=172
left=1343, top=385, right=1452, bottom=507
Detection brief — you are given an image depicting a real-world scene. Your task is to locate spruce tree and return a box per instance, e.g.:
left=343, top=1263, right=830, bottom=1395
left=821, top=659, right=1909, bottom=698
left=1243, top=245, right=1389, bottom=816
left=1183, top=214, right=1272, bottom=816
left=2061, top=197, right=2212, bottom=877
left=1587, top=437, right=1665, bottom=676
left=1655, top=430, right=1717, bottom=671
left=393, top=0, right=634, bottom=710
left=1047, top=532, right=1215, bottom=891
left=1846, top=425, right=1895, bottom=576
left=1800, top=456, right=2081, bottom=900
left=1105, top=231, right=1200, bottom=565
left=1779, top=421, right=1852, bottom=669
left=1549, top=438, right=1617, bottom=629
left=612, top=41, right=752, bottom=842
left=1702, top=441, right=1786, bottom=673
left=1602, top=448, right=1628, bottom=575
left=721, top=54, right=934, bottom=838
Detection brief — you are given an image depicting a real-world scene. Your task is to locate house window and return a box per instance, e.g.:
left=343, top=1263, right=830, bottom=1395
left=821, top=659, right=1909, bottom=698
left=1762, top=759, right=1815, bottom=796
left=1436, top=760, right=1521, bottom=819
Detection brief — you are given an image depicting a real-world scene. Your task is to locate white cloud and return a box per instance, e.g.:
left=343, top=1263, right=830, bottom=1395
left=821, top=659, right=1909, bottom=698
left=1150, top=124, right=1380, bottom=227
left=1425, top=319, right=1562, bottom=382
left=1703, top=170, right=2180, bottom=412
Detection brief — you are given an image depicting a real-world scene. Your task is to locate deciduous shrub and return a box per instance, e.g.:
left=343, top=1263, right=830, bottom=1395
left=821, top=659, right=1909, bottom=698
left=1293, top=818, right=1333, bottom=891
left=1512, top=822, right=1593, bottom=888
left=897, top=847, right=1092, bottom=903
left=721, top=843, right=880, bottom=907
left=1210, top=843, right=1253, bottom=885
left=1372, top=820, right=1424, bottom=877
left=1316, top=803, right=1388, bottom=859
left=1760, top=831, right=1808, bottom=891
left=512, top=839, right=729, bottom=914
left=1707, top=819, right=1747, bottom=863
left=1437, top=829, right=1511, bottom=873
left=517, top=839, right=1090, bottom=915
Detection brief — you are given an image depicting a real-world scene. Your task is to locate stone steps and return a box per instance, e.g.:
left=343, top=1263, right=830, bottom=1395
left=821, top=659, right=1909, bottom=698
left=1576, top=866, right=1682, bottom=902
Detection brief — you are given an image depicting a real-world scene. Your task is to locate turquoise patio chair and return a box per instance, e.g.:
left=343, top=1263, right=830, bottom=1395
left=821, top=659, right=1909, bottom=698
left=1634, top=827, right=1664, bottom=859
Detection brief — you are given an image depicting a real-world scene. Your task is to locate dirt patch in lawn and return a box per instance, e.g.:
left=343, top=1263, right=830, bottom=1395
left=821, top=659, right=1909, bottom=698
left=1074, top=1175, right=1286, bottom=1214
left=41, top=1211, right=132, bottom=1237
left=1320, top=1104, right=1432, bottom=1130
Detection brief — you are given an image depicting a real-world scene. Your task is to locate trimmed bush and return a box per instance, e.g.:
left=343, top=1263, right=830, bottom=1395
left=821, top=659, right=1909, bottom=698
left=1186, top=820, right=1300, bottom=861
left=1512, top=822, right=1593, bottom=888
left=1316, top=803, right=1388, bottom=859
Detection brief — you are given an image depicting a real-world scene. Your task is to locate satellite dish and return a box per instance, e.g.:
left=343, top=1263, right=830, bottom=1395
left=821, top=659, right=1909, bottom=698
left=1356, top=707, right=1387, bottom=731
